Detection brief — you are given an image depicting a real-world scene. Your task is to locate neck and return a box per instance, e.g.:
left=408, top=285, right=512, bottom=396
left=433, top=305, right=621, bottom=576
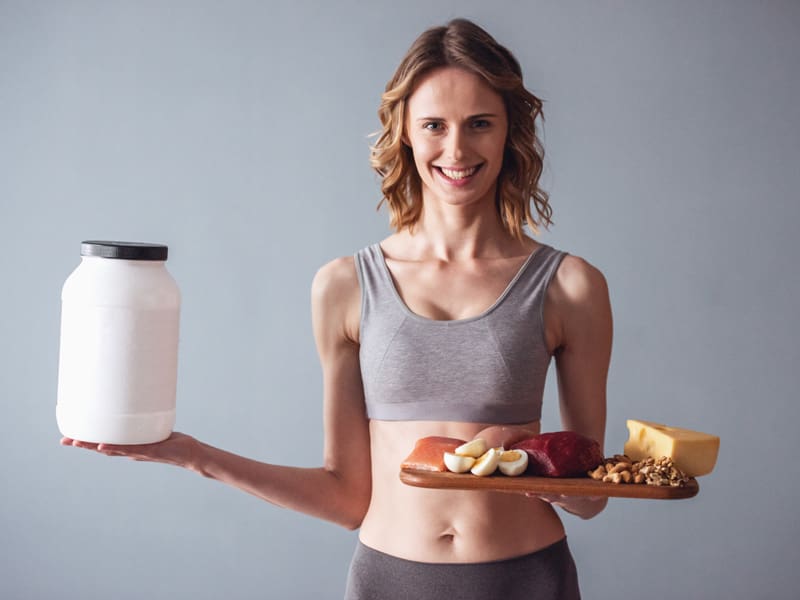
left=404, top=205, right=530, bottom=262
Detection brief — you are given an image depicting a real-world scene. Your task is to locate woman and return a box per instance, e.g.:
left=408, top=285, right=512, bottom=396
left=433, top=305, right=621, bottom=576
left=62, top=19, right=612, bottom=600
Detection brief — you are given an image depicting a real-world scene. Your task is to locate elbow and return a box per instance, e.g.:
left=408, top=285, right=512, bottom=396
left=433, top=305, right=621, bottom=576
left=334, top=478, right=371, bottom=531
left=343, top=491, right=371, bottom=531
left=339, top=502, right=369, bottom=531
left=342, top=514, right=365, bottom=531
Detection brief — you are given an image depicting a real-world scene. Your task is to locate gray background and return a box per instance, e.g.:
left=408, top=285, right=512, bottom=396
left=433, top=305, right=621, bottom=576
left=2, top=1, right=798, bottom=598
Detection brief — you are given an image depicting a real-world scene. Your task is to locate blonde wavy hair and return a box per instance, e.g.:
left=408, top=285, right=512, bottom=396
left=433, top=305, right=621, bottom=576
left=370, top=18, right=552, bottom=239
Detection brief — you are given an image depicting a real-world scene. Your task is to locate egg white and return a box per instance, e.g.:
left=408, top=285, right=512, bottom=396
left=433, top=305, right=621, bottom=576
left=470, top=447, right=503, bottom=476
left=444, top=452, right=476, bottom=473
left=454, top=438, right=488, bottom=458
left=498, top=449, right=529, bottom=476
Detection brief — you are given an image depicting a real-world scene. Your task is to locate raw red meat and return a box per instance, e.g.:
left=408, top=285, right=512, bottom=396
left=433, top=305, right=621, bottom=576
left=511, top=431, right=603, bottom=477
left=401, top=436, right=466, bottom=472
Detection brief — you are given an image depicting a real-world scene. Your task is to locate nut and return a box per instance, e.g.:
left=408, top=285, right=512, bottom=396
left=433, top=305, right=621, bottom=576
left=590, top=455, right=690, bottom=487
left=589, top=466, right=606, bottom=480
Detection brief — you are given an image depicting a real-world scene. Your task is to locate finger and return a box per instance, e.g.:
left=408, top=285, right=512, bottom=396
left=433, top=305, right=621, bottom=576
left=95, top=443, right=134, bottom=456
left=71, top=440, right=100, bottom=450
left=97, top=443, right=153, bottom=455
left=96, top=443, right=123, bottom=453
left=527, top=493, right=567, bottom=503
left=103, top=450, right=129, bottom=457
left=98, top=443, right=163, bottom=462
left=528, top=493, right=555, bottom=502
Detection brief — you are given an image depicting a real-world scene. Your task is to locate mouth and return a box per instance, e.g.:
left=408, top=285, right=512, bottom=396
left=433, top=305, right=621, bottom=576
left=434, top=164, right=483, bottom=185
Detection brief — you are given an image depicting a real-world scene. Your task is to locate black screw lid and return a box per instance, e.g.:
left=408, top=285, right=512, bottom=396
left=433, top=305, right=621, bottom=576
left=81, top=241, right=169, bottom=261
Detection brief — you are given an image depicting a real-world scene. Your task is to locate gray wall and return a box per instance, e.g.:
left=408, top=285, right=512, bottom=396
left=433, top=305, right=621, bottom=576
left=2, top=1, right=798, bottom=598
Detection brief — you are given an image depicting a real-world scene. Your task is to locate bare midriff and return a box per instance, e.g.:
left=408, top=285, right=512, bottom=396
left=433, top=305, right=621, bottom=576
left=358, top=419, right=566, bottom=564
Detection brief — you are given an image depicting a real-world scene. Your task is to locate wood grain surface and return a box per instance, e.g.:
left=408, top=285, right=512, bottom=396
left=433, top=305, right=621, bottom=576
left=399, top=468, right=699, bottom=500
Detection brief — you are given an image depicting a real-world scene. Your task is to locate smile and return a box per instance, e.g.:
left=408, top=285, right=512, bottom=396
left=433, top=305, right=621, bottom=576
left=435, top=164, right=483, bottom=183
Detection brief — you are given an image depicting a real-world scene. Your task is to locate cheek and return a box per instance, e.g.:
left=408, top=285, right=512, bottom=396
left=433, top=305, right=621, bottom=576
left=486, top=138, right=509, bottom=178
left=408, top=139, right=438, bottom=172
left=486, top=133, right=508, bottom=160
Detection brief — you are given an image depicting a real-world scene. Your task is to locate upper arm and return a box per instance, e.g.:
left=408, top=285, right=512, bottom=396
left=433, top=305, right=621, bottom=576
left=310, top=257, right=371, bottom=510
left=546, top=255, right=613, bottom=452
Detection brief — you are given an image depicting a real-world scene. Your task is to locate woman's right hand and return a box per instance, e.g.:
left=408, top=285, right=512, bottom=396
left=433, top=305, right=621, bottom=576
left=60, top=431, right=200, bottom=471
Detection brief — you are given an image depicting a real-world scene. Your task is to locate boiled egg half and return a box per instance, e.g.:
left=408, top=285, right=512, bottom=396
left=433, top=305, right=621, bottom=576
left=497, top=449, right=528, bottom=476
left=470, top=447, right=503, bottom=477
left=454, top=438, right=488, bottom=458
left=443, top=452, right=476, bottom=473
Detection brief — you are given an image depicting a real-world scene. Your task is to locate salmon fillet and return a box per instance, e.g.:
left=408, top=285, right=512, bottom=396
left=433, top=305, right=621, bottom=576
left=401, top=436, right=467, bottom=472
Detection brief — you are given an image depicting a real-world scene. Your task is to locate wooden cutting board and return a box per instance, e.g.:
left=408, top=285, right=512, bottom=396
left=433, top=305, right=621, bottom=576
left=399, top=467, right=699, bottom=500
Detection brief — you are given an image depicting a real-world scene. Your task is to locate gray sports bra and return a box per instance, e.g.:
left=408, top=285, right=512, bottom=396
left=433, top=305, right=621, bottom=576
left=354, top=243, right=567, bottom=424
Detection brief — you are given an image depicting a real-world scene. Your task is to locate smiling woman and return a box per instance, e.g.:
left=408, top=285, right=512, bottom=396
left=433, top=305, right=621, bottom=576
left=347, top=19, right=609, bottom=600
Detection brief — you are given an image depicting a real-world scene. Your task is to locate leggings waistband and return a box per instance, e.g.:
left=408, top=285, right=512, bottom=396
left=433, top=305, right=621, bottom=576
left=344, top=537, right=581, bottom=600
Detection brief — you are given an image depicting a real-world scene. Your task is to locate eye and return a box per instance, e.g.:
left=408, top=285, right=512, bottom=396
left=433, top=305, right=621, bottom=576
left=471, top=119, right=491, bottom=129
left=423, top=121, right=444, bottom=131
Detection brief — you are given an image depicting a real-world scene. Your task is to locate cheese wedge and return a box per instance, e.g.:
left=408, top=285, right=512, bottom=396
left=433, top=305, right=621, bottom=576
left=624, top=419, right=720, bottom=477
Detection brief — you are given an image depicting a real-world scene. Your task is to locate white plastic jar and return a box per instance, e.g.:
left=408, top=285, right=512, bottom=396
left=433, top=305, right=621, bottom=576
left=57, top=241, right=181, bottom=444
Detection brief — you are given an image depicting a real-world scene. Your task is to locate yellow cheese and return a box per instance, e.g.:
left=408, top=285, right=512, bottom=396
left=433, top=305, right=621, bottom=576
left=624, top=419, right=720, bottom=477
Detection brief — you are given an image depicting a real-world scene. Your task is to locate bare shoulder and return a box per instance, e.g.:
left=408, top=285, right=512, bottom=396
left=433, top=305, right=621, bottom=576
left=312, top=256, right=359, bottom=298
left=545, top=254, right=612, bottom=351
left=551, top=254, right=610, bottom=306
left=311, top=256, right=361, bottom=345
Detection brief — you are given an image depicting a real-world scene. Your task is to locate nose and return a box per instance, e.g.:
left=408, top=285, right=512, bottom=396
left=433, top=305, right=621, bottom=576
left=444, top=127, right=466, bottom=162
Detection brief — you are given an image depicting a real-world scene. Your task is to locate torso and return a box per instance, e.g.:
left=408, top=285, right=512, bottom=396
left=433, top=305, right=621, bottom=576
left=360, top=419, right=566, bottom=563
left=342, top=235, right=568, bottom=563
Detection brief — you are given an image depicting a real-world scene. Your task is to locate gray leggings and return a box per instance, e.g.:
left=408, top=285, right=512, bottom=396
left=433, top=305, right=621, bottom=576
left=344, top=537, right=581, bottom=600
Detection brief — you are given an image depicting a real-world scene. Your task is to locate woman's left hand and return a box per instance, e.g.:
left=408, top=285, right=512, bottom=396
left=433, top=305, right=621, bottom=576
left=529, top=492, right=607, bottom=519
left=471, top=424, right=538, bottom=449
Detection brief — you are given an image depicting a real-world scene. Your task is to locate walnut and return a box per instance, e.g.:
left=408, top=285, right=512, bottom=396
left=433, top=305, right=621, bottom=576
left=589, top=455, right=690, bottom=487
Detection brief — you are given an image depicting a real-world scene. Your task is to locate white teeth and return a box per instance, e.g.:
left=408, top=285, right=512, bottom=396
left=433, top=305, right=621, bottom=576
left=440, top=166, right=478, bottom=180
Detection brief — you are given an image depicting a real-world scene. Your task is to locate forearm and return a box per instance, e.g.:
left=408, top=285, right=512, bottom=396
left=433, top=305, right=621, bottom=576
left=188, top=440, right=370, bottom=530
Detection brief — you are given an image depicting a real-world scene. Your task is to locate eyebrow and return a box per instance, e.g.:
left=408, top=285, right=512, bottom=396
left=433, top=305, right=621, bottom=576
left=415, top=113, right=500, bottom=122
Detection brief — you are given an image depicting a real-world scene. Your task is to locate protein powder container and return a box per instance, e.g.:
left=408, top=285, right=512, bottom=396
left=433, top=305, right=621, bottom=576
left=57, top=241, right=181, bottom=444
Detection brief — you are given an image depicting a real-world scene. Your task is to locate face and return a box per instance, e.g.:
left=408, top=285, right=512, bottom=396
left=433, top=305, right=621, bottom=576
left=404, top=66, right=508, bottom=210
